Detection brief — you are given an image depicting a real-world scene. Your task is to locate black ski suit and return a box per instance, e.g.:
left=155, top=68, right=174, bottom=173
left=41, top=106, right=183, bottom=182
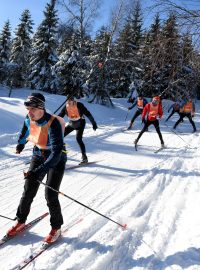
left=58, top=101, right=97, bottom=156
left=173, top=100, right=196, bottom=132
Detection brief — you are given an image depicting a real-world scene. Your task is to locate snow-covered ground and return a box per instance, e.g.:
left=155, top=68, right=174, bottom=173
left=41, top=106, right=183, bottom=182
left=0, top=88, right=200, bottom=270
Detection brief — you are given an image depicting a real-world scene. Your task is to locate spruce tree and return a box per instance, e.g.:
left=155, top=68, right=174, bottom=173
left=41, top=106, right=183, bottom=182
left=112, top=0, right=144, bottom=98
left=10, top=10, right=34, bottom=87
left=89, top=26, right=114, bottom=106
left=54, top=24, right=92, bottom=97
left=0, top=20, right=11, bottom=85
left=29, top=0, right=58, bottom=92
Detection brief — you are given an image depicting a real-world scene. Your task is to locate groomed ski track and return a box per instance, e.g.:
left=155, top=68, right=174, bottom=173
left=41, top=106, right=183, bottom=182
left=0, top=93, right=200, bottom=270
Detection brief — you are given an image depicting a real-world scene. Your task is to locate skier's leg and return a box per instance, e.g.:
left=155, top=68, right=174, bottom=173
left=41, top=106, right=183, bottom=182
left=173, top=114, right=184, bottom=129
left=76, top=121, right=87, bottom=162
left=165, top=110, right=175, bottom=122
left=64, top=125, right=74, bottom=137
left=128, top=110, right=141, bottom=129
left=153, top=120, right=164, bottom=145
left=45, top=159, right=66, bottom=229
left=187, top=114, right=196, bottom=132
left=135, top=120, right=151, bottom=144
left=16, top=156, right=46, bottom=223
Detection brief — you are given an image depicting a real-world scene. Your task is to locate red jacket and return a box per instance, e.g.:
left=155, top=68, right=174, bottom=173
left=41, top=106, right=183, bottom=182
left=142, top=102, right=163, bottom=121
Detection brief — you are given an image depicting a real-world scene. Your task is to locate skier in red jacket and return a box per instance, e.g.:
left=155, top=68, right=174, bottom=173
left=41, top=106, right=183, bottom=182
left=134, top=96, right=165, bottom=148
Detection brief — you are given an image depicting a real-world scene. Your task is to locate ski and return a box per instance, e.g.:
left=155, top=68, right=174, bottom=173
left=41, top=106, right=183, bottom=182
left=11, top=217, right=83, bottom=270
left=65, top=161, right=100, bottom=170
left=11, top=242, right=51, bottom=270
left=0, top=212, right=49, bottom=247
left=154, top=146, right=166, bottom=153
left=121, top=128, right=140, bottom=134
left=134, top=144, right=138, bottom=151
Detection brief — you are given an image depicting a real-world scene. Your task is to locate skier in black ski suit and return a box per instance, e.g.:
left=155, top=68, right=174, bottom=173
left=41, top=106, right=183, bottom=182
left=58, top=96, right=98, bottom=164
left=173, top=97, right=196, bottom=132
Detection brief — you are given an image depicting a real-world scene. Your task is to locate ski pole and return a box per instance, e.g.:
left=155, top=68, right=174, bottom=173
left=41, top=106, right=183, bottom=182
left=125, top=110, right=129, bottom=121
left=53, top=98, right=67, bottom=114
left=39, top=180, right=127, bottom=229
left=0, top=214, right=17, bottom=221
left=164, top=123, right=195, bottom=147
left=53, top=94, right=75, bottom=114
left=24, top=173, right=127, bottom=229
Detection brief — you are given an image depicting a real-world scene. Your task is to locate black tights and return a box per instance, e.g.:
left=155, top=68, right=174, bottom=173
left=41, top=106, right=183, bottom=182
left=16, top=156, right=66, bottom=229
left=174, top=113, right=196, bottom=131
left=136, top=119, right=164, bottom=144
left=64, top=122, right=86, bottom=155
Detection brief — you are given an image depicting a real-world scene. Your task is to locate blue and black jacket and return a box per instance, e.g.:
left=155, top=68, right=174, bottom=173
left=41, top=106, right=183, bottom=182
left=18, top=112, right=67, bottom=175
left=128, top=97, right=148, bottom=111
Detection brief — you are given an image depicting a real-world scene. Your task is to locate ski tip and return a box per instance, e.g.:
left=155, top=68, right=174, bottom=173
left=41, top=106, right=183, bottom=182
left=135, top=146, right=137, bottom=151
left=122, top=224, right=128, bottom=230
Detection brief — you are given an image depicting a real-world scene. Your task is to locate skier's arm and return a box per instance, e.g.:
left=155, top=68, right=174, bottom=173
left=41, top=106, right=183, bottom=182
left=143, top=98, right=148, bottom=107
left=158, top=103, right=163, bottom=118
left=16, top=116, right=30, bottom=153
left=141, top=104, right=148, bottom=120
left=79, top=103, right=98, bottom=130
left=57, top=105, right=67, bottom=118
left=128, top=100, right=137, bottom=110
left=192, top=102, right=195, bottom=115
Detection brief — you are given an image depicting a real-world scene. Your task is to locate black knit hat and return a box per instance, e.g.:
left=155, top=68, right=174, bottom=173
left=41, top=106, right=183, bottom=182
left=24, top=93, right=45, bottom=109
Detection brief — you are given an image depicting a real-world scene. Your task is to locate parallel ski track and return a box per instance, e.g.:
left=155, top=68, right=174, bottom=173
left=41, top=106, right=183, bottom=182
left=0, top=123, right=199, bottom=269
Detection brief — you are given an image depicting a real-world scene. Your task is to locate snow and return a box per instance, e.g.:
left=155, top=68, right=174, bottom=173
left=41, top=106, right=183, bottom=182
left=0, top=87, right=200, bottom=270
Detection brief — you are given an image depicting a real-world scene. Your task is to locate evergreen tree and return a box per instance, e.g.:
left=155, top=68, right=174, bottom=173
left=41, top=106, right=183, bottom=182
left=29, top=0, right=59, bottom=92
left=142, top=13, right=183, bottom=98
left=88, top=26, right=114, bottom=106
left=141, top=13, right=162, bottom=96
left=128, top=0, right=143, bottom=49
left=54, top=41, right=91, bottom=97
left=110, top=0, right=144, bottom=98
left=181, top=34, right=193, bottom=67
left=161, top=14, right=181, bottom=70
left=10, top=10, right=34, bottom=87
left=0, top=20, right=11, bottom=85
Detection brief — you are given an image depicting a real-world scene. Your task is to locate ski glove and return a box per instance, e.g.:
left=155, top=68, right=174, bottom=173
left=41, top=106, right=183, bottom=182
left=24, top=170, right=38, bottom=181
left=93, top=122, right=98, bottom=131
left=16, top=144, right=25, bottom=154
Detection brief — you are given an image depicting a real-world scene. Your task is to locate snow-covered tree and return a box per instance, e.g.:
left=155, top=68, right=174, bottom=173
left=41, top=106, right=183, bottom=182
left=54, top=39, right=91, bottom=96
left=0, top=21, right=12, bottom=85
left=10, top=10, right=34, bottom=87
left=88, top=26, right=114, bottom=106
left=109, top=0, right=144, bottom=98
left=29, top=0, right=59, bottom=92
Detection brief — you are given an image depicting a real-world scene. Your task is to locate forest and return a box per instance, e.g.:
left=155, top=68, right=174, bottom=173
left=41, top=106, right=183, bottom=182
left=0, top=0, right=200, bottom=105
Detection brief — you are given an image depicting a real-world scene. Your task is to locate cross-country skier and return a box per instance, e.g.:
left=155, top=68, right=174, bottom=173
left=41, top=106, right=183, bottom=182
left=58, top=96, right=98, bottom=164
left=127, top=93, right=148, bottom=130
left=134, top=95, right=165, bottom=148
left=6, top=93, right=67, bottom=244
left=173, top=97, right=196, bottom=132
